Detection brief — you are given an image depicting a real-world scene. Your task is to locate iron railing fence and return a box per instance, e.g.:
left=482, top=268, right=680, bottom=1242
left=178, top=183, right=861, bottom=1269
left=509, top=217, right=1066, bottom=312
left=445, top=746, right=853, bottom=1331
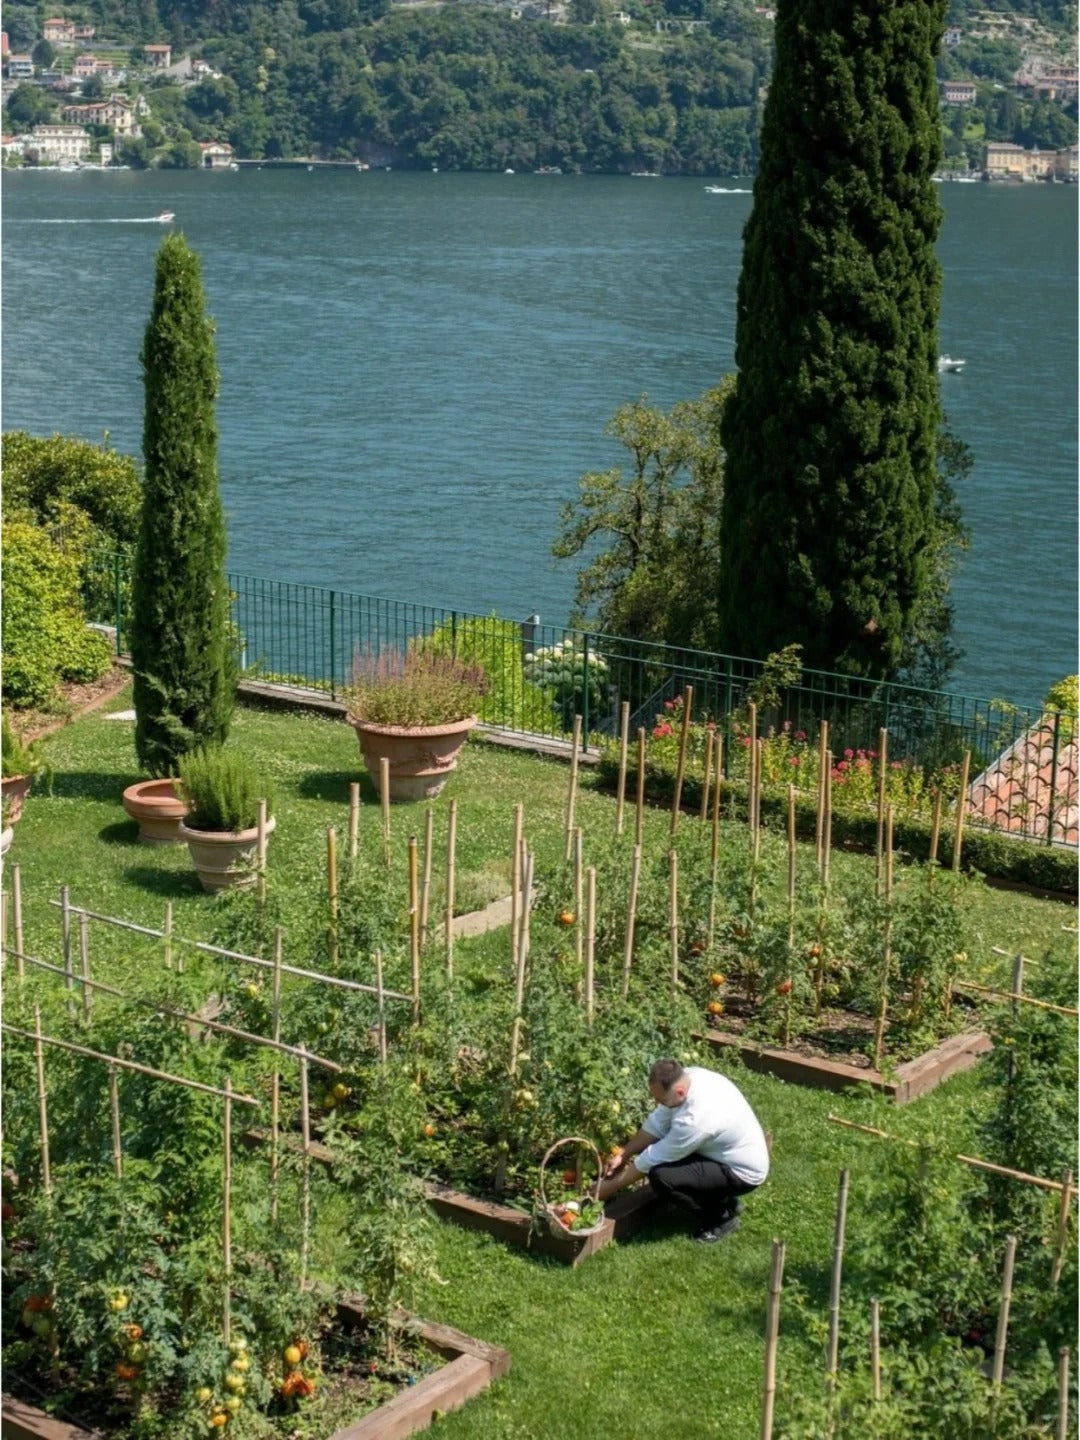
left=84, top=552, right=1076, bottom=848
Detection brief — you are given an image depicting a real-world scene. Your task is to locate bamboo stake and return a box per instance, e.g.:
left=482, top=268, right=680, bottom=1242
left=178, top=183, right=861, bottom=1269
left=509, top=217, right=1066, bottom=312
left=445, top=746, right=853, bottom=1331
left=299, top=1047, right=311, bottom=1286
left=257, top=798, right=268, bottom=916
left=870, top=1299, right=881, bottom=1403
left=952, top=749, right=972, bottom=873
left=874, top=729, right=888, bottom=892
left=827, top=1114, right=1078, bottom=1193
left=873, top=805, right=895, bottom=1069
left=60, top=883, right=71, bottom=995
left=374, top=950, right=388, bottom=1068
left=108, top=1064, right=122, bottom=1180
left=669, top=849, right=679, bottom=999
left=222, top=1077, right=233, bottom=1343
left=585, top=865, right=596, bottom=1025
left=270, top=928, right=283, bottom=1222
left=635, top=727, right=647, bottom=848
left=783, top=784, right=796, bottom=1046
left=34, top=1006, right=51, bottom=1195
left=1, top=889, right=8, bottom=969
left=520, top=849, right=535, bottom=966
left=348, top=781, right=360, bottom=863
left=761, top=1238, right=786, bottom=1440
left=10, top=865, right=23, bottom=978
left=380, top=757, right=391, bottom=867
left=816, top=721, right=829, bottom=867
left=79, top=911, right=92, bottom=1023
left=327, top=826, right=339, bottom=966
left=951, top=980, right=1078, bottom=1017
left=670, top=685, right=694, bottom=837
left=747, top=703, right=759, bottom=853
left=510, top=803, right=523, bottom=994
left=409, top=835, right=420, bottom=1023
left=622, top=843, right=642, bottom=998
left=826, top=1170, right=850, bottom=1395
left=991, top=1234, right=1017, bottom=1392
left=564, top=715, right=582, bottom=861
left=615, top=700, right=630, bottom=836
left=444, top=799, right=457, bottom=979
left=163, top=900, right=173, bottom=970
left=1051, top=1169, right=1074, bottom=1289
left=1056, top=1348, right=1070, bottom=1440
left=699, top=729, right=713, bottom=824
left=420, top=806, right=434, bottom=942
left=822, top=755, right=833, bottom=890
left=574, top=827, right=584, bottom=969
left=929, top=786, right=943, bottom=866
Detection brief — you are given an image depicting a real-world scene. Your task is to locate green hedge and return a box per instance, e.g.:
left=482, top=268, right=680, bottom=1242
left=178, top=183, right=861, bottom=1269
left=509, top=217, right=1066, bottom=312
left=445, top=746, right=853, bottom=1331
left=595, top=756, right=1078, bottom=898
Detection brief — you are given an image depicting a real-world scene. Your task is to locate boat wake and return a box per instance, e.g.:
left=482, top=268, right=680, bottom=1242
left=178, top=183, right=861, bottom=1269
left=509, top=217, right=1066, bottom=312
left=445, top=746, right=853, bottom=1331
left=704, top=185, right=751, bottom=194
left=13, top=217, right=173, bottom=224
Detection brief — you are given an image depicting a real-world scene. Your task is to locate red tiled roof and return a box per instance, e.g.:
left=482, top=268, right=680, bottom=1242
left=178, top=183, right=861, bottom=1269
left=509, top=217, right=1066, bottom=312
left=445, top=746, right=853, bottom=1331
left=968, top=720, right=1079, bottom=846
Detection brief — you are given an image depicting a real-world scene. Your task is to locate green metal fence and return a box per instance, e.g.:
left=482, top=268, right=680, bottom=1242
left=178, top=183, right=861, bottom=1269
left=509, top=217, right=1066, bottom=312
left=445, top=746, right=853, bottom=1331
left=85, top=552, right=1077, bottom=848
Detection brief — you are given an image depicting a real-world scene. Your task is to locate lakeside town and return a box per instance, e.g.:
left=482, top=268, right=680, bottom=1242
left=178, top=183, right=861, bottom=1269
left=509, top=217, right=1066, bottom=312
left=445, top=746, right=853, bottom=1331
left=2, top=5, right=1077, bottom=178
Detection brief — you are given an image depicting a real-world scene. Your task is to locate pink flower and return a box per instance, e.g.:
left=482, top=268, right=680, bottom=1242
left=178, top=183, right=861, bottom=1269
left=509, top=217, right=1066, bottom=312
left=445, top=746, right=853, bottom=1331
left=653, top=723, right=672, bottom=738
left=790, top=756, right=800, bottom=766
left=795, top=730, right=807, bottom=741
left=843, top=748, right=854, bottom=760
left=837, top=760, right=849, bottom=772
left=891, top=761, right=903, bottom=770
left=664, top=700, right=675, bottom=712
left=783, top=720, right=792, bottom=732
left=742, top=736, right=752, bottom=747
left=868, top=750, right=878, bottom=760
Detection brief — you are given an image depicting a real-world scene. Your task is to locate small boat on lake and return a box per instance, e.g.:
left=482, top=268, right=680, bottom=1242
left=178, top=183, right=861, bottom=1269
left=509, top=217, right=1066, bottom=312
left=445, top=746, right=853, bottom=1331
left=156, top=210, right=175, bottom=223
left=938, top=355, right=965, bottom=373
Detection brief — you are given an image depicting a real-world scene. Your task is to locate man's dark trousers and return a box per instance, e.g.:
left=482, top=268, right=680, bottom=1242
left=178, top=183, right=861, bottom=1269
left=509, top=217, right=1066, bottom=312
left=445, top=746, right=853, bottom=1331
left=647, top=1154, right=756, bottom=1229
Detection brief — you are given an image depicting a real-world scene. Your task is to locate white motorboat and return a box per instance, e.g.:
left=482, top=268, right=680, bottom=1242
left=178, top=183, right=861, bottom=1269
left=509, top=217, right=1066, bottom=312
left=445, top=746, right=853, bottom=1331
left=937, top=355, right=965, bottom=373
left=156, top=210, right=175, bottom=223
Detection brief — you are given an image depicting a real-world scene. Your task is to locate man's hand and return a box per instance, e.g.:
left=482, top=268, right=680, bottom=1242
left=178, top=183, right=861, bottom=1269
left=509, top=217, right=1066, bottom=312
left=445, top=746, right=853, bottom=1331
left=603, top=1151, right=625, bottom=1179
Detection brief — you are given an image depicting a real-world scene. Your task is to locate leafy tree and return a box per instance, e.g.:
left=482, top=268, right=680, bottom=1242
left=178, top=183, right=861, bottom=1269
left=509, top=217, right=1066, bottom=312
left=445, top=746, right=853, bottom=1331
left=130, top=234, right=234, bottom=777
left=81, top=74, right=106, bottom=99
left=32, top=39, right=56, bottom=68
left=718, top=0, right=950, bottom=679
left=6, top=84, right=58, bottom=128
left=553, top=382, right=729, bottom=648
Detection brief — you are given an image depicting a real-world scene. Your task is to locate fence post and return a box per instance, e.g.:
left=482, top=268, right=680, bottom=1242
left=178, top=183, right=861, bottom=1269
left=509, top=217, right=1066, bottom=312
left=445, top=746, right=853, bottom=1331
left=1046, top=710, right=1061, bottom=847
left=452, top=611, right=459, bottom=661
left=328, top=588, right=337, bottom=700
left=114, top=552, right=123, bottom=655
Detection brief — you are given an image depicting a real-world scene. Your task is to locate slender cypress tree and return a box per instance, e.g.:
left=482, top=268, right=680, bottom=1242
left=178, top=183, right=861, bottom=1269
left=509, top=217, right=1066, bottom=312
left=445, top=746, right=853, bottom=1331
left=131, top=233, right=234, bottom=776
left=718, top=0, right=947, bottom=678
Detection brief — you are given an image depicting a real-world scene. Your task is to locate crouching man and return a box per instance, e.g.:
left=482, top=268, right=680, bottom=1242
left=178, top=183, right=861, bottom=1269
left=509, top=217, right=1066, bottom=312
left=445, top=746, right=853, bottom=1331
left=596, top=1058, right=769, bottom=1243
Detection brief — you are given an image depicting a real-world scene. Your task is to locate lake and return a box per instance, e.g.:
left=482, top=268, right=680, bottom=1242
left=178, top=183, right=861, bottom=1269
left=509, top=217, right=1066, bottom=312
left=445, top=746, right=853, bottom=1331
left=3, top=168, right=1076, bottom=705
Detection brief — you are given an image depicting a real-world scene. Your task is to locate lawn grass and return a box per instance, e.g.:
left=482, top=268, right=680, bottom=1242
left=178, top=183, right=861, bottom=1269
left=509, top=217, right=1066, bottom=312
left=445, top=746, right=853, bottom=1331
left=3, top=691, right=1076, bottom=1438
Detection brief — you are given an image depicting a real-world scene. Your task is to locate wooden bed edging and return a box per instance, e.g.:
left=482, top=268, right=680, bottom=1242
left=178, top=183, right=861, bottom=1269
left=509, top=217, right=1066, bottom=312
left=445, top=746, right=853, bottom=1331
left=239, top=1128, right=660, bottom=1265
left=699, top=1027, right=992, bottom=1105
left=2, top=1304, right=510, bottom=1440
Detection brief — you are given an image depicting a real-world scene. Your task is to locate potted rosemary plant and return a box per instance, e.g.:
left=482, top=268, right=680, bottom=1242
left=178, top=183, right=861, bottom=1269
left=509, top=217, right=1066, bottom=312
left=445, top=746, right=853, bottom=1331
left=177, top=748, right=275, bottom=892
left=1, top=716, right=51, bottom=825
left=343, top=650, right=487, bottom=802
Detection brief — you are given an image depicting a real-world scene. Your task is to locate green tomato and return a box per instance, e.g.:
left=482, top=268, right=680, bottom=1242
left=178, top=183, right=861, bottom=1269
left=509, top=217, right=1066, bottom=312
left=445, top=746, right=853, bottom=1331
left=230, top=1355, right=251, bottom=1373
left=228, top=1337, right=248, bottom=1356
left=223, top=1373, right=245, bottom=1394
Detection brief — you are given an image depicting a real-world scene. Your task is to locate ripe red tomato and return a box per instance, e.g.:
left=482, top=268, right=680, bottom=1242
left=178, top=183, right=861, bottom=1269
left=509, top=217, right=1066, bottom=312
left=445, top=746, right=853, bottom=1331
left=776, top=980, right=793, bottom=995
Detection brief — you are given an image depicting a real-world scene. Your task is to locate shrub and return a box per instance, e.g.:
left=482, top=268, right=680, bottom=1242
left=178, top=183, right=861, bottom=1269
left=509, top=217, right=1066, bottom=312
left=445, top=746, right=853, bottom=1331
left=343, top=650, right=487, bottom=727
left=178, top=748, right=272, bottom=833
left=1, top=515, right=111, bottom=708
left=1, top=715, right=51, bottom=786
left=422, top=614, right=552, bottom=732
left=524, top=638, right=610, bottom=730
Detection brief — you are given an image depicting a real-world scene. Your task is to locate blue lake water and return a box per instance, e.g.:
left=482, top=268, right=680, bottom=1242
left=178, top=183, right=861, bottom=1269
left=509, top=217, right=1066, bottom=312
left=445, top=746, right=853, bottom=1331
left=3, top=168, right=1076, bottom=705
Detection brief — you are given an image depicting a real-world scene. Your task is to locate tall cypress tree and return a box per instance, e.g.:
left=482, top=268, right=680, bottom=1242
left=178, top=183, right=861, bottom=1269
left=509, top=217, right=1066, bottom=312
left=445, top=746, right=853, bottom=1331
left=131, top=233, right=234, bottom=776
left=718, top=0, right=947, bottom=678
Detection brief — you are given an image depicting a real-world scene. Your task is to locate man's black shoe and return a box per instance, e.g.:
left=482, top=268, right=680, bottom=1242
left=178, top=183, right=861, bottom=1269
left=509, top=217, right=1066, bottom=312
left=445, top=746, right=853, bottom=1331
left=693, top=1215, right=740, bottom=1243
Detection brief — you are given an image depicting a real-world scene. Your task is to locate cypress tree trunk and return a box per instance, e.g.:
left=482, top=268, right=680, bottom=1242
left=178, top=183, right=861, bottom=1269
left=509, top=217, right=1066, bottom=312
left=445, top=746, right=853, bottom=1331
left=718, top=0, right=946, bottom=678
left=131, top=233, right=234, bottom=776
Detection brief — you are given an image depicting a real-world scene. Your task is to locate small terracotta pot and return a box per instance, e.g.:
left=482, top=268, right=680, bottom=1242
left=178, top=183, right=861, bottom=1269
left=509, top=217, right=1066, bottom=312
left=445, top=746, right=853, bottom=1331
left=122, top=778, right=190, bottom=844
left=179, top=815, right=276, bottom=893
left=1, top=775, right=33, bottom=825
left=349, top=717, right=476, bottom=802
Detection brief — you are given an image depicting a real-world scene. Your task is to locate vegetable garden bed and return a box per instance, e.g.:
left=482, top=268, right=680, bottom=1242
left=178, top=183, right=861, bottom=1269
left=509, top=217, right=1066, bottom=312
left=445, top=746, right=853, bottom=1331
left=1, top=1300, right=510, bottom=1440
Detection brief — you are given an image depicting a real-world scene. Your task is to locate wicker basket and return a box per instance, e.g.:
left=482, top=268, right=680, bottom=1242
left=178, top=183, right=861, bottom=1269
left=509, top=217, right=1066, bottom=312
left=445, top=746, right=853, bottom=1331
left=537, top=1135, right=607, bottom=1240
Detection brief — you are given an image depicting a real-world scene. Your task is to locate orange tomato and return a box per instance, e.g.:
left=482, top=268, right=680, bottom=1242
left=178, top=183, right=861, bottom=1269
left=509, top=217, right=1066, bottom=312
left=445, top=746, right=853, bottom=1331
left=557, top=910, right=576, bottom=927
left=115, top=1363, right=139, bottom=1382
left=423, top=1123, right=436, bottom=1138
left=283, top=1345, right=302, bottom=1368
left=776, top=980, right=792, bottom=995
left=707, top=1000, right=725, bottom=1016
left=709, top=972, right=725, bottom=987
left=123, top=1323, right=143, bottom=1342
left=209, top=1413, right=229, bottom=1428
left=807, top=943, right=822, bottom=959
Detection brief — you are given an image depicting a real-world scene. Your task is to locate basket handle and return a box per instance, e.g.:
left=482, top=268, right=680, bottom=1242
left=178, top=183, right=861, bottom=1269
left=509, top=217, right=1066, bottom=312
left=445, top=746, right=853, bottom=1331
left=538, top=1134, right=604, bottom=1213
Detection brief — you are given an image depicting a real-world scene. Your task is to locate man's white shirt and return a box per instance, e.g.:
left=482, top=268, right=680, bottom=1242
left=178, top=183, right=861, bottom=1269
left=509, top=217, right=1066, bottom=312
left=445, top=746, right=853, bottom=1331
left=635, top=1066, right=770, bottom=1185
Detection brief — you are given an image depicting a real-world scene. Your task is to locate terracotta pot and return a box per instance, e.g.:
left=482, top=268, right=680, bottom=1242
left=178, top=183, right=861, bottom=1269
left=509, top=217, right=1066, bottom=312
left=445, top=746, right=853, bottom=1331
left=1, top=774, right=33, bottom=825
left=179, top=814, right=276, bottom=893
left=349, top=717, right=477, bottom=802
left=122, top=778, right=190, bottom=844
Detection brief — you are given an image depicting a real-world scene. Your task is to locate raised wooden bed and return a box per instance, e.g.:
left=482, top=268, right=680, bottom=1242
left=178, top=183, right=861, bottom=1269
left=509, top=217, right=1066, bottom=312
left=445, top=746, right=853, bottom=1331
left=699, top=1027, right=992, bottom=1105
left=1, top=1300, right=509, bottom=1440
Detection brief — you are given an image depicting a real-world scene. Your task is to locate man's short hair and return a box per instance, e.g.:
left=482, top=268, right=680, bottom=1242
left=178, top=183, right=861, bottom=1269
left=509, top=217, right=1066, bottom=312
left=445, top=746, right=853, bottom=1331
left=649, top=1058, right=686, bottom=1092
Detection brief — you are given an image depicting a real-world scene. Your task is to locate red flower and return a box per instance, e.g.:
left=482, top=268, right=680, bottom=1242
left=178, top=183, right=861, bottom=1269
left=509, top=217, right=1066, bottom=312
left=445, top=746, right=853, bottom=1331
left=789, top=756, right=800, bottom=765
left=837, top=760, right=849, bottom=772
left=843, top=748, right=854, bottom=760
left=742, top=736, right=752, bottom=747
left=795, top=730, right=807, bottom=741
left=653, top=723, right=672, bottom=738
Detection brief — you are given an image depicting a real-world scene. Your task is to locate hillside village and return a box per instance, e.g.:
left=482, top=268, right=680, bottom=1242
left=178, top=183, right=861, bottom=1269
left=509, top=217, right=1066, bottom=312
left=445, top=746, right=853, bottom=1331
left=2, top=3, right=1076, bottom=174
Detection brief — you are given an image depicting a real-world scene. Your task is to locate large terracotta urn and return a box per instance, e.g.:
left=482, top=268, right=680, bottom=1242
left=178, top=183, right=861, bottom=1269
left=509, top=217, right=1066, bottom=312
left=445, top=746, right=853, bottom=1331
left=349, top=717, right=477, bottom=803
left=1, top=775, right=33, bottom=825
left=122, top=778, right=190, bottom=844
left=179, top=815, right=276, bottom=893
